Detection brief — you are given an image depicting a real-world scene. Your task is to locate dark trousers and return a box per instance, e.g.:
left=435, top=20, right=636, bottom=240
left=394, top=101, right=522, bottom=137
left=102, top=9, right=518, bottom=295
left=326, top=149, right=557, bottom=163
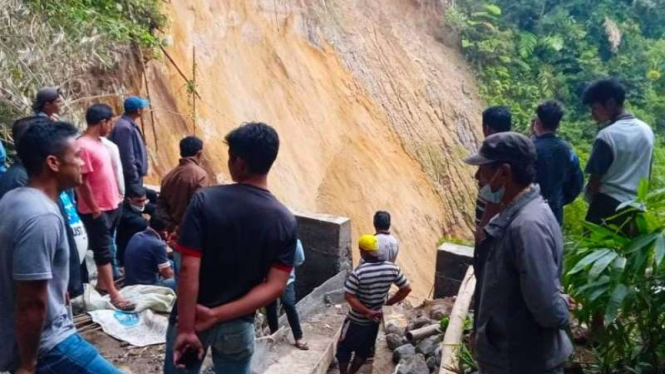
left=80, top=208, right=121, bottom=266
left=266, top=282, right=303, bottom=340
left=586, top=193, right=637, bottom=236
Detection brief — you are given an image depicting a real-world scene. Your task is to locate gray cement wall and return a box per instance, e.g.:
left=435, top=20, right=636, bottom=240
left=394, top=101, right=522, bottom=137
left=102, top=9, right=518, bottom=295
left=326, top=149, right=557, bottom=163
left=293, top=210, right=352, bottom=301
left=434, top=242, right=474, bottom=298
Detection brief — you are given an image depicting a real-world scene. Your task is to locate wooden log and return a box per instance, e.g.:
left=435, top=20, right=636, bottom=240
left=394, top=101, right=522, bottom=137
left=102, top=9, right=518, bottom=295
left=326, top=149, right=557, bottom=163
left=406, top=323, right=441, bottom=342
left=439, top=266, right=476, bottom=374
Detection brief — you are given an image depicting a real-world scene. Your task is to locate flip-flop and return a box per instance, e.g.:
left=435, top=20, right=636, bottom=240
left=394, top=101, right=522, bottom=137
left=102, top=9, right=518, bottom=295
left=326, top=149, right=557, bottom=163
left=111, top=299, right=136, bottom=311
left=294, top=341, right=309, bottom=351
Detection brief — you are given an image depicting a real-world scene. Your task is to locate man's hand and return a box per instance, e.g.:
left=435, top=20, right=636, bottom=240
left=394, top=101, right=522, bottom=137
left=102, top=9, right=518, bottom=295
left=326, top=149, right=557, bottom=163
left=194, top=304, right=218, bottom=332
left=16, top=363, right=36, bottom=374
left=366, top=310, right=383, bottom=322
left=173, top=331, right=204, bottom=369
left=92, top=209, right=102, bottom=219
left=564, top=294, right=577, bottom=311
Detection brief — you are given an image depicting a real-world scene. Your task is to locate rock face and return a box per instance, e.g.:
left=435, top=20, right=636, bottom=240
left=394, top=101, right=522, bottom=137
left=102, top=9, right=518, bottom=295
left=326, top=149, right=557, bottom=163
left=393, top=344, right=417, bottom=364
left=144, top=0, right=483, bottom=300
left=396, top=353, right=430, bottom=374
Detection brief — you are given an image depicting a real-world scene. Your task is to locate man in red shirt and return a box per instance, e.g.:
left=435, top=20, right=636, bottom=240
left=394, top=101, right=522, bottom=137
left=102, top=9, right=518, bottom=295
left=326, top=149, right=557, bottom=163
left=76, top=104, right=134, bottom=311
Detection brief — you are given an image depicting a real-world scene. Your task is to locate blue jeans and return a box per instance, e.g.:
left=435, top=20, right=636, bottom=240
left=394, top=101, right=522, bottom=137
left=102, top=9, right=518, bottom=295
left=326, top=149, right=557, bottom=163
left=36, top=333, right=121, bottom=374
left=164, top=318, right=255, bottom=374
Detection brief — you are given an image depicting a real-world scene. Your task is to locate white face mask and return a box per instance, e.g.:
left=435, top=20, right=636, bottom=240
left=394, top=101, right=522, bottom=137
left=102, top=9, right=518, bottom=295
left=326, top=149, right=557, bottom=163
left=130, top=204, right=145, bottom=213
left=479, top=169, right=505, bottom=204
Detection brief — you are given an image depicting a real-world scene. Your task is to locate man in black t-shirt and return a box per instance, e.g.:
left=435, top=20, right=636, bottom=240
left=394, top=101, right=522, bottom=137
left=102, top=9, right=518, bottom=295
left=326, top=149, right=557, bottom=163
left=164, top=122, right=297, bottom=374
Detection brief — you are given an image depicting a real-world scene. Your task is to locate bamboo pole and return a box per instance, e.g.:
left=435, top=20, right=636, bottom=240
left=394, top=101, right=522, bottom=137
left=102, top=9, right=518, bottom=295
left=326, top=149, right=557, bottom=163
left=192, top=47, right=196, bottom=135
left=138, top=46, right=158, bottom=151
left=439, top=266, right=476, bottom=374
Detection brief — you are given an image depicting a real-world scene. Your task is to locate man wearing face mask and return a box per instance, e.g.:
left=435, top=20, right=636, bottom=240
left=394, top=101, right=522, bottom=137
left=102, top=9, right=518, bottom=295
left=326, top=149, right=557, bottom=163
left=465, top=132, right=572, bottom=374
left=583, top=78, right=654, bottom=234
left=116, top=184, right=149, bottom=268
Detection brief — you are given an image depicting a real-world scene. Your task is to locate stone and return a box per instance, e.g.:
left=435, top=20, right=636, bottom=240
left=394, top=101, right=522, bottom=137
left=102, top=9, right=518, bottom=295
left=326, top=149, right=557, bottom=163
left=386, top=333, right=404, bottom=350
left=426, top=355, right=438, bottom=373
left=430, top=307, right=447, bottom=321
left=396, top=353, right=429, bottom=374
left=433, top=346, right=442, bottom=366
left=416, top=336, right=439, bottom=357
left=392, top=344, right=416, bottom=364
left=386, top=321, right=405, bottom=336
left=409, top=316, right=431, bottom=331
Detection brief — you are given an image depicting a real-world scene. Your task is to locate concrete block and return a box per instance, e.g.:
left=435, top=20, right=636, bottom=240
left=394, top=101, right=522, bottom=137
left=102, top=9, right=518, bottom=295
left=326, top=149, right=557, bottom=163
left=434, top=243, right=473, bottom=298
left=293, top=210, right=352, bottom=301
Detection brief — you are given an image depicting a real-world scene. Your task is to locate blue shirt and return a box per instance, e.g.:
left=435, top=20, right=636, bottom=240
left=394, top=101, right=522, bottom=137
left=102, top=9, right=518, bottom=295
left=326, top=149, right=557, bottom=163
left=288, top=240, right=305, bottom=285
left=124, top=229, right=169, bottom=286
left=0, top=142, right=6, bottom=174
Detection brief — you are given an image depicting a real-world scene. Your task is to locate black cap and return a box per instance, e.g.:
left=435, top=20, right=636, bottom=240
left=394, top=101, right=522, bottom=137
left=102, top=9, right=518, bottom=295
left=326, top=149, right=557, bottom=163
left=464, top=132, right=536, bottom=165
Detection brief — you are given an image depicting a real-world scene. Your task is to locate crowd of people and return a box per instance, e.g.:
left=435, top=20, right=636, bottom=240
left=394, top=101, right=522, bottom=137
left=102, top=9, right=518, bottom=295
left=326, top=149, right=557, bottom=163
left=0, top=76, right=655, bottom=374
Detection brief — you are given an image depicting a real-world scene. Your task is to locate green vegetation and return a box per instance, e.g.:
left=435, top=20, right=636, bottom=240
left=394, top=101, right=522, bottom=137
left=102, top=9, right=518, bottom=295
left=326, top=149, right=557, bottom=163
left=447, top=1, right=665, bottom=372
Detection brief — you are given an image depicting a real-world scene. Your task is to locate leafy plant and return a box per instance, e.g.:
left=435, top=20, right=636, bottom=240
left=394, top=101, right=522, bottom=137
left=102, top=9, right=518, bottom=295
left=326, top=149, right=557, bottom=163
left=565, top=180, right=665, bottom=373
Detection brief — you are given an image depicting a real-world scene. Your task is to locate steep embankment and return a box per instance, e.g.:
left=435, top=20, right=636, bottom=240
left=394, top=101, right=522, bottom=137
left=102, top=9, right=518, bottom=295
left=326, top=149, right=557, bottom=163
left=141, top=0, right=483, bottom=300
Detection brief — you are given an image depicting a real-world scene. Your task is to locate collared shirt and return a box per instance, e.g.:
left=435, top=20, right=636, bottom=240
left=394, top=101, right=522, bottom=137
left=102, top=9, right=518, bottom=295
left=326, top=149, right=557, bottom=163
left=156, top=157, right=209, bottom=230
left=474, top=185, right=572, bottom=374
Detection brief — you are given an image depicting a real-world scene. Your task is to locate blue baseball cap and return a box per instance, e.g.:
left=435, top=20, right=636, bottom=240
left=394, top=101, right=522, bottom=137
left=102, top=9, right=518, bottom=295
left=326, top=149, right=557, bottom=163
left=124, top=96, right=149, bottom=112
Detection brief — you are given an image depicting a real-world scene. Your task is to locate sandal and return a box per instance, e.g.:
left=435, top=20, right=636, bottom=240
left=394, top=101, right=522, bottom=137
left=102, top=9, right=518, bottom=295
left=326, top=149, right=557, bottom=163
left=111, top=298, right=136, bottom=311
left=294, top=341, right=309, bottom=351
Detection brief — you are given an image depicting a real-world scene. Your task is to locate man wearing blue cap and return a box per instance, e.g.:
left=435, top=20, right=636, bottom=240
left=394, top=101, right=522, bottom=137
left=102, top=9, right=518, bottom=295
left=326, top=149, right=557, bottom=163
left=109, top=96, right=149, bottom=192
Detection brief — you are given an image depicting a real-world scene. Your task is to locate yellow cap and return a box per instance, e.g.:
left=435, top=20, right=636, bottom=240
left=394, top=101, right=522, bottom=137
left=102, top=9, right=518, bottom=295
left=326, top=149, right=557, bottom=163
left=359, top=234, right=379, bottom=251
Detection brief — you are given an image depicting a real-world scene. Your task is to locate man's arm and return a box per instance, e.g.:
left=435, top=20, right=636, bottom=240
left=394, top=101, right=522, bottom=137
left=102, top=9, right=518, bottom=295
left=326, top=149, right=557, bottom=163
left=177, top=254, right=200, bottom=332
left=584, top=138, right=613, bottom=201
left=386, top=285, right=411, bottom=306
left=204, top=267, right=290, bottom=324
left=78, top=174, right=101, bottom=217
left=159, top=265, right=174, bottom=279
left=515, top=222, right=569, bottom=329
left=15, top=280, right=48, bottom=373
left=345, top=293, right=376, bottom=316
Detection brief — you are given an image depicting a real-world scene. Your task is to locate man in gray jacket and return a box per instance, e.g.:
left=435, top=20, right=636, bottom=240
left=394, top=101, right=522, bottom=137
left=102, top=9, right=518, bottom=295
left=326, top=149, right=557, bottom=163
left=464, top=132, right=572, bottom=374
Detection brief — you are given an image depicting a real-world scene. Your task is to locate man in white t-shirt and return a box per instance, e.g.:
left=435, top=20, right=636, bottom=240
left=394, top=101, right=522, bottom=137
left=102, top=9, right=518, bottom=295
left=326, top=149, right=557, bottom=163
left=373, top=211, right=399, bottom=263
left=102, top=134, right=124, bottom=278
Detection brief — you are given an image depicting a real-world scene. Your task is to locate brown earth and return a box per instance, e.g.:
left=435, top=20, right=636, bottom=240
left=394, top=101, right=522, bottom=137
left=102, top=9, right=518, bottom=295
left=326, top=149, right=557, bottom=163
left=139, top=0, right=484, bottom=300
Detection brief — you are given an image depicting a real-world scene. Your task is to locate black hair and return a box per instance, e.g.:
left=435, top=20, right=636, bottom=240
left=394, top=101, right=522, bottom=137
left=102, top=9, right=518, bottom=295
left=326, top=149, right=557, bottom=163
left=490, top=160, right=536, bottom=186
left=126, top=184, right=146, bottom=198
left=180, top=136, right=204, bottom=158
left=18, top=121, right=78, bottom=176
left=125, top=109, right=140, bottom=116
left=582, top=78, right=626, bottom=107
left=32, top=87, right=61, bottom=113
left=482, top=106, right=512, bottom=133
left=85, top=103, right=114, bottom=126
left=536, top=100, right=564, bottom=131
left=149, top=215, right=168, bottom=232
left=373, top=211, right=391, bottom=231
left=224, top=122, right=279, bottom=175
left=12, top=117, right=52, bottom=148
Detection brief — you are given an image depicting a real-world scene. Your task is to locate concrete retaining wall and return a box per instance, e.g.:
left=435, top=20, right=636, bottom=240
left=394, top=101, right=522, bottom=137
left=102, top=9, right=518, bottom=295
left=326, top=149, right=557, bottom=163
left=434, top=242, right=474, bottom=298
left=293, top=210, right=352, bottom=301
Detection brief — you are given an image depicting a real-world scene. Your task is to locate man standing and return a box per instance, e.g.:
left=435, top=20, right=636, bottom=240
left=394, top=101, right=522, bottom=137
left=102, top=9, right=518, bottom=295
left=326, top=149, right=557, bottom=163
left=0, top=121, right=121, bottom=374
left=265, top=240, right=308, bottom=350
left=116, top=185, right=149, bottom=267
left=336, top=235, right=411, bottom=374
left=531, top=100, right=584, bottom=225
left=109, top=96, right=149, bottom=192
left=33, top=87, right=63, bottom=121
left=76, top=104, right=133, bottom=311
left=464, top=132, right=572, bottom=374
left=373, top=211, right=399, bottom=263
left=156, top=135, right=210, bottom=232
left=164, top=122, right=297, bottom=374
left=124, top=216, right=175, bottom=291
left=583, top=78, right=654, bottom=231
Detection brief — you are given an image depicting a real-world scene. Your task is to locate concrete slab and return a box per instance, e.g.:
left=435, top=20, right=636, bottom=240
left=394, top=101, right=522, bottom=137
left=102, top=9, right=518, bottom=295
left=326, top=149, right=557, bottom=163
left=434, top=243, right=474, bottom=298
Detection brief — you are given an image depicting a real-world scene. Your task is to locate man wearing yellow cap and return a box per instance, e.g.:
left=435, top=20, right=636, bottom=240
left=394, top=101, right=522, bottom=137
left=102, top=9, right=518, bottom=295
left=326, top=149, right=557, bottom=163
left=336, top=235, right=412, bottom=374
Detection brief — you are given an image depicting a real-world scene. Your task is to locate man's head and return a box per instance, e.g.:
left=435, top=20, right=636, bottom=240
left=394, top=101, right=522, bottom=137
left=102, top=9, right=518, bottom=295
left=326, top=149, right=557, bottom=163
left=18, top=121, right=82, bottom=190
left=533, top=100, right=564, bottom=135
left=464, top=132, right=536, bottom=205
left=582, top=78, right=626, bottom=124
left=33, top=87, right=63, bottom=116
left=85, top=103, right=115, bottom=137
left=149, top=215, right=169, bottom=240
left=123, top=96, right=149, bottom=118
left=482, top=106, right=512, bottom=137
left=12, top=116, right=52, bottom=150
left=180, top=135, right=204, bottom=160
left=358, top=234, right=380, bottom=261
left=126, top=184, right=147, bottom=212
left=373, top=211, right=391, bottom=232
left=224, top=122, right=279, bottom=182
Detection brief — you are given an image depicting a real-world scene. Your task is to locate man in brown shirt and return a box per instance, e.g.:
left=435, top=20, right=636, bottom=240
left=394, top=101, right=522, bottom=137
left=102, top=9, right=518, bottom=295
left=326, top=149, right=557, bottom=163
left=156, top=136, right=210, bottom=231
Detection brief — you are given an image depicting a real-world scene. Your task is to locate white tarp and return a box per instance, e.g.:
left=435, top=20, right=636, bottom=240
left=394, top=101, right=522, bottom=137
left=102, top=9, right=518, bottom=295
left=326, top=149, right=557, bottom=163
left=88, top=309, right=169, bottom=347
left=84, top=284, right=176, bottom=346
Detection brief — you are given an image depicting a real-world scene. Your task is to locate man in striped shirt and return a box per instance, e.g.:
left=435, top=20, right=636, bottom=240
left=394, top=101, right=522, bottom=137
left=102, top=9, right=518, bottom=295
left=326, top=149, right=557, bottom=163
left=336, top=235, right=411, bottom=374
